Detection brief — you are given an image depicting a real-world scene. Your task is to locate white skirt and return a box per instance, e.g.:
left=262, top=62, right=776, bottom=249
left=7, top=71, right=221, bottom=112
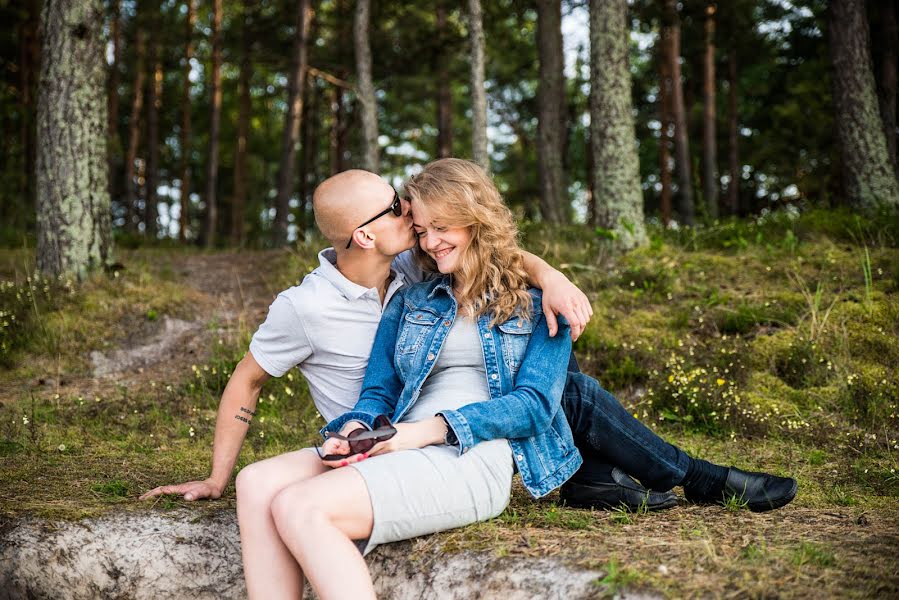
left=348, top=438, right=514, bottom=556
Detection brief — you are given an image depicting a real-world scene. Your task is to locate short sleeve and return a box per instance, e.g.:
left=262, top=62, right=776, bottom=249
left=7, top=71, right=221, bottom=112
left=392, top=250, right=428, bottom=284
left=248, top=293, right=313, bottom=377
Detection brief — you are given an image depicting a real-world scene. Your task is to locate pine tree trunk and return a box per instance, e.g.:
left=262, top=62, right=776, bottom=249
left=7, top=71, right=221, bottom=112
left=657, top=31, right=673, bottom=226
left=203, top=0, right=223, bottom=247
left=145, top=0, right=162, bottom=239
left=468, top=0, right=488, bottom=170
left=702, top=3, right=718, bottom=219
left=436, top=0, right=453, bottom=158
left=36, top=0, right=112, bottom=278
left=662, top=0, right=695, bottom=225
left=876, top=0, right=898, bottom=175
left=178, top=0, right=194, bottom=243
left=299, top=80, right=318, bottom=234
left=18, top=0, right=41, bottom=232
left=589, top=0, right=647, bottom=249
left=232, top=0, right=252, bottom=247
left=107, top=0, right=121, bottom=203
left=355, top=0, right=379, bottom=172
left=536, top=0, right=568, bottom=223
left=727, top=45, right=740, bottom=215
left=829, top=0, right=899, bottom=210
left=273, top=0, right=312, bottom=246
left=124, top=29, right=145, bottom=233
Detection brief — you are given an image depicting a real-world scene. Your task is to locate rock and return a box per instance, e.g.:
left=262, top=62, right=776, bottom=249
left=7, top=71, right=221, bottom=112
left=90, top=317, right=201, bottom=378
left=0, top=510, right=617, bottom=599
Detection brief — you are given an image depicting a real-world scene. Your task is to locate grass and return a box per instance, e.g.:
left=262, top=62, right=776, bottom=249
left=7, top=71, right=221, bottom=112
left=1, top=207, right=898, bottom=597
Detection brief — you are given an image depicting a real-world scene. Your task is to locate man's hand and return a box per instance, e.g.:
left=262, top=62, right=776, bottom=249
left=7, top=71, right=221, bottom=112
left=540, top=269, right=593, bottom=341
left=139, top=478, right=224, bottom=502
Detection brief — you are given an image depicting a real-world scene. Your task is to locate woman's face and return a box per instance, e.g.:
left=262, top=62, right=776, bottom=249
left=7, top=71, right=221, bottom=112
left=411, top=201, right=472, bottom=275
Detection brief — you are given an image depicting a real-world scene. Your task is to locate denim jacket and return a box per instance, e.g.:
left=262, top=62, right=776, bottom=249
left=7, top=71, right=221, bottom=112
left=323, top=275, right=582, bottom=498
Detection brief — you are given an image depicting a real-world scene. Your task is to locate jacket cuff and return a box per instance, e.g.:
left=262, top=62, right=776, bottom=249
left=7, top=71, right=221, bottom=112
left=320, top=411, right=378, bottom=439
left=437, top=410, right=473, bottom=455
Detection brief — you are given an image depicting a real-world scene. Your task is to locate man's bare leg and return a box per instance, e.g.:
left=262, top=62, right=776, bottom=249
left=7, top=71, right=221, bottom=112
left=271, top=466, right=376, bottom=600
left=236, top=449, right=329, bottom=600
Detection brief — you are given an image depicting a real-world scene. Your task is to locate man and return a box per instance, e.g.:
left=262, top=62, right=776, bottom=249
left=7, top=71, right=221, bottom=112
left=141, top=169, right=796, bottom=514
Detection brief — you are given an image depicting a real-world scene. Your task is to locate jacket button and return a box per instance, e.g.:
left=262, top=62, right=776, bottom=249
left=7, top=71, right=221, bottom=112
left=443, top=320, right=450, bottom=326
left=491, top=373, right=498, bottom=380
left=484, top=332, right=491, bottom=338
left=517, top=454, right=524, bottom=461
left=427, top=353, right=435, bottom=361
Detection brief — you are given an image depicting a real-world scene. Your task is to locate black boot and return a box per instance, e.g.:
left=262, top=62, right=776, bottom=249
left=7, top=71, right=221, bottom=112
left=685, top=467, right=798, bottom=512
left=560, top=468, right=679, bottom=512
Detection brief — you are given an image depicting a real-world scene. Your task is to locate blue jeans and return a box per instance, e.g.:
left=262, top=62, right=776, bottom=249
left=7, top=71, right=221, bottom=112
left=560, top=370, right=691, bottom=492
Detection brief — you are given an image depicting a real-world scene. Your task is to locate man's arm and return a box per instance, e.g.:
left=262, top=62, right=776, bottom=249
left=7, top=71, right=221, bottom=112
left=520, top=251, right=593, bottom=341
left=139, top=351, right=271, bottom=501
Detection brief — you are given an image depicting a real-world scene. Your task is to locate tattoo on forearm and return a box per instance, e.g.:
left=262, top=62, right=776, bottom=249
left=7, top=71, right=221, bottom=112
left=234, top=406, right=255, bottom=425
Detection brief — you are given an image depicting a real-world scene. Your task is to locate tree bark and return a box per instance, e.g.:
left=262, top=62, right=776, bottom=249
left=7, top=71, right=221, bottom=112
left=468, top=0, right=488, bottom=170
left=829, top=0, right=899, bottom=210
left=273, top=0, right=312, bottom=246
left=727, top=45, right=739, bottom=215
left=536, top=0, right=568, bottom=223
left=657, top=30, right=673, bottom=226
left=124, top=28, right=145, bottom=233
left=875, top=0, right=898, bottom=175
left=702, top=3, right=718, bottom=219
left=300, top=80, right=319, bottom=234
left=355, top=0, right=379, bottom=172
left=107, top=0, right=121, bottom=202
left=589, top=0, right=647, bottom=249
left=232, top=0, right=252, bottom=247
left=203, top=0, right=223, bottom=247
left=436, top=0, right=453, bottom=158
left=662, top=0, right=695, bottom=225
left=178, top=0, right=194, bottom=243
left=36, top=0, right=112, bottom=278
left=145, top=0, right=162, bottom=238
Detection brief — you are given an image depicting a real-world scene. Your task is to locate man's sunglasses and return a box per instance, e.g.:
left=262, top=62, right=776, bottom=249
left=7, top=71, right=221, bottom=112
left=316, top=414, right=397, bottom=461
left=345, top=188, right=404, bottom=249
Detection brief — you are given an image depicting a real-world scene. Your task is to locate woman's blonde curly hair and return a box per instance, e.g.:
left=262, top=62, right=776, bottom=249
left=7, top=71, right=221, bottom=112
left=405, top=158, right=532, bottom=326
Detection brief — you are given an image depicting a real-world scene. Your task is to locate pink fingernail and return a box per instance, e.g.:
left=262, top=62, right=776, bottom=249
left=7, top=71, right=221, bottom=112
left=340, top=460, right=348, bottom=467
left=362, top=452, right=369, bottom=458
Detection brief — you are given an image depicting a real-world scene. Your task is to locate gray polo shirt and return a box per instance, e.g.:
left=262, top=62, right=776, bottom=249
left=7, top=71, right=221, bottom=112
left=249, top=248, right=423, bottom=422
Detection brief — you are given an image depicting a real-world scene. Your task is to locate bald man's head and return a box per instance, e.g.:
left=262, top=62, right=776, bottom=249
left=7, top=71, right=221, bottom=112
left=312, top=170, right=391, bottom=246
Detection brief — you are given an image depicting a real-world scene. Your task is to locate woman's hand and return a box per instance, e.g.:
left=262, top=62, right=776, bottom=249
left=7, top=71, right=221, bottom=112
left=319, top=422, right=369, bottom=469
left=367, top=418, right=446, bottom=457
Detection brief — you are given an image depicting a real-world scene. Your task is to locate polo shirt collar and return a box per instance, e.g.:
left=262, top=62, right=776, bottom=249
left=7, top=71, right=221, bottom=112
left=317, top=248, right=406, bottom=300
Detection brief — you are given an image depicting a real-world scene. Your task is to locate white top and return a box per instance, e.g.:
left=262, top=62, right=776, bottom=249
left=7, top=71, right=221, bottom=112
left=249, top=249, right=422, bottom=422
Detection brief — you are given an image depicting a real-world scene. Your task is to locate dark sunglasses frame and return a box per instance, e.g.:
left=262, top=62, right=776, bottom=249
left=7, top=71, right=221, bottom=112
left=345, top=188, right=404, bottom=249
left=316, top=415, right=397, bottom=461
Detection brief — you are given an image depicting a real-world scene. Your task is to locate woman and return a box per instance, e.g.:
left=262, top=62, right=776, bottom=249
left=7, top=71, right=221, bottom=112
left=262, top=158, right=581, bottom=599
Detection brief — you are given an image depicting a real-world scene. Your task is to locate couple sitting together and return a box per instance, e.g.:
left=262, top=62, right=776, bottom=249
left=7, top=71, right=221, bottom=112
left=140, top=158, right=797, bottom=599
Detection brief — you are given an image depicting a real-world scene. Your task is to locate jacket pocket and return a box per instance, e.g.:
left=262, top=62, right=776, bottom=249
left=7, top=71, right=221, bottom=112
left=497, top=316, right=534, bottom=378
left=397, top=308, right=440, bottom=355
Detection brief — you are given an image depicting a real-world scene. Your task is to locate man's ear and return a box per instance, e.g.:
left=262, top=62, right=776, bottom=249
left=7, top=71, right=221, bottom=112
left=353, top=229, right=377, bottom=249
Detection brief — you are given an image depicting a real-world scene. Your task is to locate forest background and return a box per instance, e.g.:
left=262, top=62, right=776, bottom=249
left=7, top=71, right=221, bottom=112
left=1, top=0, right=899, bottom=598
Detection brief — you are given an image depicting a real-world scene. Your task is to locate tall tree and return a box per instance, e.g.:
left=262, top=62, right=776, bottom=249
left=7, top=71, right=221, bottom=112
left=178, top=0, right=194, bottom=242
left=203, top=0, right=223, bottom=247
left=726, top=45, right=740, bottom=215
left=107, top=0, right=121, bottom=201
left=590, top=0, right=648, bottom=249
left=536, top=0, right=568, bottom=223
left=273, top=0, right=312, bottom=246
left=662, top=0, right=695, bottom=225
left=702, top=2, right=718, bottom=219
left=829, top=0, right=899, bottom=210
left=36, top=0, right=112, bottom=278
left=18, top=0, right=41, bottom=232
left=124, top=28, right=146, bottom=233
left=468, top=0, right=488, bottom=169
left=875, top=0, right=898, bottom=174
left=232, top=0, right=253, bottom=247
left=355, top=0, right=379, bottom=172
left=657, top=34, right=673, bottom=226
left=145, top=0, right=162, bottom=238
left=436, top=0, right=453, bottom=158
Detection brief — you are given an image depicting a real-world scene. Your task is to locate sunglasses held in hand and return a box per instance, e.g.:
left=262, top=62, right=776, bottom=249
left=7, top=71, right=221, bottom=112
left=316, top=415, right=397, bottom=461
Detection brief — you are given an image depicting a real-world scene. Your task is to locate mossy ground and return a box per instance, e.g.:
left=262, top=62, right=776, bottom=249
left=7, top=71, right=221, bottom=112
left=1, top=208, right=897, bottom=598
